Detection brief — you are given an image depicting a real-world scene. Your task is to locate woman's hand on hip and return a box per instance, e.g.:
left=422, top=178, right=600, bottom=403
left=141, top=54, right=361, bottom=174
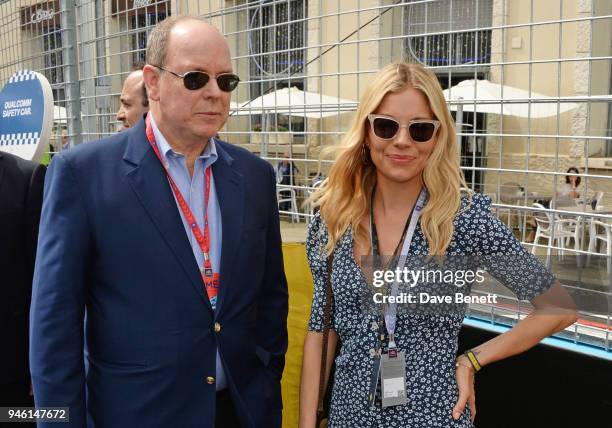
left=452, top=355, right=476, bottom=423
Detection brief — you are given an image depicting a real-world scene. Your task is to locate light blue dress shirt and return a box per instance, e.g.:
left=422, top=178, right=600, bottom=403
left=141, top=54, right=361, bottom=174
left=149, top=113, right=227, bottom=391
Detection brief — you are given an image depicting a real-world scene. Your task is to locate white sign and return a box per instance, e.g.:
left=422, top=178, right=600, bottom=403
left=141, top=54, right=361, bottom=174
left=30, top=9, right=55, bottom=24
left=133, top=0, right=152, bottom=8
left=0, top=70, right=54, bottom=162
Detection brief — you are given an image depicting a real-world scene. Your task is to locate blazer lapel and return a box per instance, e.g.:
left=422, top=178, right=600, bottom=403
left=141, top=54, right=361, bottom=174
left=212, top=142, right=244, bottom=316
left=122, top=118, right=212, bottom=312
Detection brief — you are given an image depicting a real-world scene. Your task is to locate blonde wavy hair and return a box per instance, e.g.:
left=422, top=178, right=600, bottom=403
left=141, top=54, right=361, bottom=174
left=310, top=62, right=468, bottom=256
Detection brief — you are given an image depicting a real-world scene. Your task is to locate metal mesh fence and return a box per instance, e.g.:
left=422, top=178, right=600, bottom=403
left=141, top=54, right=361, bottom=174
left=1, top=0, right=68, bottom=158
left=1, top=0, right=611, bottom=353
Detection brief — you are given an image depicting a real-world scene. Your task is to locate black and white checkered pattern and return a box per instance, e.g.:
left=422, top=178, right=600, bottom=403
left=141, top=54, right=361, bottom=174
left=0, top=132, right=40, bottom=147
left=8, top=70, right=37, bottom=84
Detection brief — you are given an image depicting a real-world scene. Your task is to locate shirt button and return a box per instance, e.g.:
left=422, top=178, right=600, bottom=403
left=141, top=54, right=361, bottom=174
left=214, top=322, right=221, bottom=333
left=206, top=376, right=215, bottom=385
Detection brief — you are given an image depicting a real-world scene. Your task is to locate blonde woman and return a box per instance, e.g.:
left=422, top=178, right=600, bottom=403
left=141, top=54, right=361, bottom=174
left=299, top=63, right=577, bottom=427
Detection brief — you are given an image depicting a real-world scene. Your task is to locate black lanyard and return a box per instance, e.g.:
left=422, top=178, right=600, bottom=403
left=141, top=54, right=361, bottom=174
left=370, top=185, right=416, bottom=266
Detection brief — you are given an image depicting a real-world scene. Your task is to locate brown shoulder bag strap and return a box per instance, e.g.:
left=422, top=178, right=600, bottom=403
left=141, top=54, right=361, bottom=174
left=316, top=253, right=334, bottom=424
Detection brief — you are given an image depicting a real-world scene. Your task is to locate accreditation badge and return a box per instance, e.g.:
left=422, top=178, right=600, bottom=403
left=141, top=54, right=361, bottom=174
left=380, top=351, right=408, bottom=408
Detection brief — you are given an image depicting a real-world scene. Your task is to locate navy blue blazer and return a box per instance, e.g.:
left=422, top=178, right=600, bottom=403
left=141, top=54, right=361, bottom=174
left=30, top=116, right=289, bottom=427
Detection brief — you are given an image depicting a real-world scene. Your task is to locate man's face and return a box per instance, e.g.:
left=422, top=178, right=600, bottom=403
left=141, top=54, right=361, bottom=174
left=116, top=71, right=148, bottom=131
left=145, top=21, right=233, bottom=143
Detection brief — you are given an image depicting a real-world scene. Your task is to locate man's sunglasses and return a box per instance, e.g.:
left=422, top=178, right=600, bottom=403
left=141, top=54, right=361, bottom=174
left=367, top=114, right=440, bottom=143
left=154, top=65, right=240, bottom=92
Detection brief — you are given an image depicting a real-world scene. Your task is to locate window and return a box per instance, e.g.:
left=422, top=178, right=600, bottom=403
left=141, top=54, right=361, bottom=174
left=403, top=0, right=492, bottom=67
left=248, top=0, right=307, bottom=136
left=248, top=0, right=306, bottom=77
left=130, top=8, right=168, bottom=64
left=42, top=26, right=64, bottom=104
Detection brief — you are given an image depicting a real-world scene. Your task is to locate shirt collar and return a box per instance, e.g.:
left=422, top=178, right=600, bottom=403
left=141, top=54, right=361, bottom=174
left=148, top=112, right=218, bottom=168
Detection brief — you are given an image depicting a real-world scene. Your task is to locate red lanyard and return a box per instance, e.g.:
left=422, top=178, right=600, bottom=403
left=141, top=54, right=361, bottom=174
left=145, top=115, right=219, bottom=303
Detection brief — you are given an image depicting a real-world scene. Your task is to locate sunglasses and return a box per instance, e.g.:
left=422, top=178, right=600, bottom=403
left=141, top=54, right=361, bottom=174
left=367, top=114, right=440, bottom=143
left=154, top=66, right=240, bottom=92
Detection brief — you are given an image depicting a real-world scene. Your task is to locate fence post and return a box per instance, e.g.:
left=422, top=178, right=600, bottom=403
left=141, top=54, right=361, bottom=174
left=60, top=0, right=82, bottom=148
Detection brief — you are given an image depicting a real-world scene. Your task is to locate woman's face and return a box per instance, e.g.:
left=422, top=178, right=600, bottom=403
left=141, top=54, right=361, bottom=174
left=568, top=173, right=578, bottom=185
left=366, top=87, right=438, bottom=186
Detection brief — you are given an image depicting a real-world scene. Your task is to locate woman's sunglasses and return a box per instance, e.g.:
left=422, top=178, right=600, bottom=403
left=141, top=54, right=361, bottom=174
left=367, top=114, right=440, bottom=143
left=154, top=65, right=240, bottom=92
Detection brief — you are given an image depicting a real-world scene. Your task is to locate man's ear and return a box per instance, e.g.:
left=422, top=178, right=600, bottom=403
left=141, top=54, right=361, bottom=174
left=142, top=65, right=160, bottom=102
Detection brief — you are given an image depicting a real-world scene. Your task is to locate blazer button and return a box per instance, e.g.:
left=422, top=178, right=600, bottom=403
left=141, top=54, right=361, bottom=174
left=206, top=376, right=215, bottom=385
left=214, top=322, right=221, bottom=333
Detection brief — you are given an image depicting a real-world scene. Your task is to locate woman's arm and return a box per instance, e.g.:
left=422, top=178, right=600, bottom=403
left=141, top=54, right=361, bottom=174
left=465, top=281, right=577, bottom=366
left=453, top=281, right=578, bottom=420
left=299, top=330, right=338, bottom=428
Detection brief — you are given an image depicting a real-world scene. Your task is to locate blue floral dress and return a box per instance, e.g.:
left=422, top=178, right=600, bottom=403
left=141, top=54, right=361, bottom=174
left=306, top=193, right=555, bottom=427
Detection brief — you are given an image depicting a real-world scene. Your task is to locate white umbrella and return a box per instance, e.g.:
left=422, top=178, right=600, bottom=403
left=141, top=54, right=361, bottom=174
left=233, top=86, right=357, bottom=118
left=443, top=79, right=578, bottom=118
left=229, top=101, right=240, bottom=113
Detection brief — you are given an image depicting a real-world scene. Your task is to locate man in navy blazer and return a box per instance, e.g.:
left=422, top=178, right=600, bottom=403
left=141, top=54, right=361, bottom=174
left=30, top=17, right=288, bottom=427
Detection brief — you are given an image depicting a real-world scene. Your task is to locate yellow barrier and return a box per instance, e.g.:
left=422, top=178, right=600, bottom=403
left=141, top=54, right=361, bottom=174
left=280, top=243, right=313, bottom=428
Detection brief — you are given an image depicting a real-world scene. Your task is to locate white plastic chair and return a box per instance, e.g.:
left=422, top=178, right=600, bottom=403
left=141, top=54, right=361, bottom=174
left=306, top=177, right=324, bottom=215
left=277, top=185, right=299, bottom=223
left=531, top=203, right=581, bottom=258
left=499, top=183, right=524, bottom=229
left=587, top=219, right=612, bottom=273
left=594, top=191, right=604, bottom=209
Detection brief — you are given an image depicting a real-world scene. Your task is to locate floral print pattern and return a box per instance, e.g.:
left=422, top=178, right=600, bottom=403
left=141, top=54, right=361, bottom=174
left=306, top=193, right=555, bottom=427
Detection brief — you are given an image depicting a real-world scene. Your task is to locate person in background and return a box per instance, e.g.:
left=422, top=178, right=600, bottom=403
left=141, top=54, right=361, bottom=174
left=116, top=63, right=149, bottom=131
left=47, top=132, right=67, bottom=157
left=299, top=62, right=577, bottom=427
left=0, top=151, right=45, bottom=423
left=556, top=166, right=582, bottom=199
left=61, top=133, right=69, bottom=151
left=526, top=166, right=582, bottom=242
left=276, top=151, right=299, bottom=186
left=276, top=151, right=299, bottom=212
left=30, top=16, right=288, bottom=428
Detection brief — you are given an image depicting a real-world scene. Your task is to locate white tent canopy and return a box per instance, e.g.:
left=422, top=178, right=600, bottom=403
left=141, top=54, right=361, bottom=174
left=232, top=86, right=357, bottom=118
left=443, top=79, right=578, bottom=118
left=54, top=105, right=67, bottom=123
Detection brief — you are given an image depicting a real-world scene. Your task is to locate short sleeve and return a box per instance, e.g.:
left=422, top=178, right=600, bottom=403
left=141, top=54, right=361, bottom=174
left=306, top=211, right=333, bottom=332
left=467, top=194, right=556, bottom=301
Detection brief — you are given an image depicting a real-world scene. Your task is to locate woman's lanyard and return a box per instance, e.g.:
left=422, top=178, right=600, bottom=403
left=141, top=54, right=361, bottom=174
left=370, top=186, right=427, bottom=353
left=144, top=115, right=219, bottom=307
